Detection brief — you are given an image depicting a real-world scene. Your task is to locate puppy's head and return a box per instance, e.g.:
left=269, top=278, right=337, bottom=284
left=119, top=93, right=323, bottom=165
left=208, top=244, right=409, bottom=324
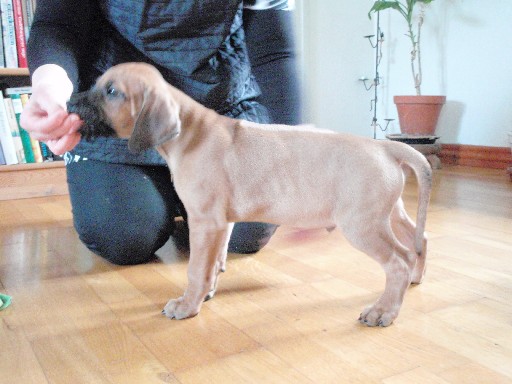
left=67, top=63, right=181, bottom=153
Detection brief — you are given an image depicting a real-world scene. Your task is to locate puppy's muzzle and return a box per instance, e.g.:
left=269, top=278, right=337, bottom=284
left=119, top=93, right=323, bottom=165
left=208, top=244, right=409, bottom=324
left=67, top=92, right=116, bottom=140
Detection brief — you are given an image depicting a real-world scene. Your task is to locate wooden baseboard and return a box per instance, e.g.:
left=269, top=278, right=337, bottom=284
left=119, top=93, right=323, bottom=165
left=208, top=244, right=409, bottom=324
left=439, top=144, right=512, bottom=169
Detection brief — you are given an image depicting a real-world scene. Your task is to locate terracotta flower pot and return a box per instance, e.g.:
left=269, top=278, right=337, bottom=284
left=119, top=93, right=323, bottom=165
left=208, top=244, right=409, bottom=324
left=394, top=95, right=446, bottom=136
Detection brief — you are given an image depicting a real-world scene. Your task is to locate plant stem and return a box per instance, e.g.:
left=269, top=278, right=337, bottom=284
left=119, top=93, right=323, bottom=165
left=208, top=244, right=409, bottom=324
left=408, top=23, right=419, bottom=96
left=416, top=4, right=425, bottom=95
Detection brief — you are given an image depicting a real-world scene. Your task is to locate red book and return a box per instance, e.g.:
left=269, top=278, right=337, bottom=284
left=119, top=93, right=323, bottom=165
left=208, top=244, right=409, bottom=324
left=12, top=0, right=27, bottom=68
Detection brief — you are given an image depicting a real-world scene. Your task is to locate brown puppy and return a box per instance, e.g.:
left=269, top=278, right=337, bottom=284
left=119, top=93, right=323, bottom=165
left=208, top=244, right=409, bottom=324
left=68, top=62, right=432, bottom=327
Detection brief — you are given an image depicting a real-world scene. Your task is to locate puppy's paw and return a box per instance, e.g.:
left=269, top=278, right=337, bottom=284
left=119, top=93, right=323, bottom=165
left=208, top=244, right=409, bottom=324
left=162, top=297, right=200, bottom=320
left=358, top=304, right=398, bottom=327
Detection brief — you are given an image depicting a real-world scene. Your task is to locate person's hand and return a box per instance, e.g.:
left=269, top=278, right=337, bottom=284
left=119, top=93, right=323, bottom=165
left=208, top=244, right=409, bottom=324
left=20, top=64, right=83, bottom=155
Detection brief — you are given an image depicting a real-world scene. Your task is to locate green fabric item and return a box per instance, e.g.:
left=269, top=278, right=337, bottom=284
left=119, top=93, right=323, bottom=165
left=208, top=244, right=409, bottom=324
left=0, top=293, right=12, bottom=310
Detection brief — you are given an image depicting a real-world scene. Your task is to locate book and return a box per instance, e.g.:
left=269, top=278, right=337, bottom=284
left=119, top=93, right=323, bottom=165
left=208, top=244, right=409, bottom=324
left=23, top=0, right=35, bottom=40
left=4, top=97, right=25, bottom=162
left=0, top=96, right=18, bottom=164
left=12, top=0, right=27, bottom=68
left=19, top=92, right=42, bottom=162
left=0, top=14, right=4, bottom=67
left=4, top=86, right=31, bottom=95
left=20, top=0, right=30, bottom=39
left=0, top=0, right=18, bottom=68
left=0, top=139, right=6, bottom=164
left=10, top=92, right=33, bottom=162
left=39, top=141, right=53, bottom=161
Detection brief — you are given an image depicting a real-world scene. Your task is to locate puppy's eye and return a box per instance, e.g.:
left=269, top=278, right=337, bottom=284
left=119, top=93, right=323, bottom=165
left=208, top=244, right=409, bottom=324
left=105, top=82, right=123, bottom=99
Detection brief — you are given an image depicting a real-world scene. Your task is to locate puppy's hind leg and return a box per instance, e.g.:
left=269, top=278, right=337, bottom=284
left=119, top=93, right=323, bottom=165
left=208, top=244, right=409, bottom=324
left=343, top=219, right=415, bottom=327
left=163, top=222, right=231, bottom=319
left=391, top=199, right=427, bottom=284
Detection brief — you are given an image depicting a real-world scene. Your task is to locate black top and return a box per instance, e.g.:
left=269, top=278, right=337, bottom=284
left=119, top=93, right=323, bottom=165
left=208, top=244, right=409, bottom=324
left=27, top=0, right=295, bottom=164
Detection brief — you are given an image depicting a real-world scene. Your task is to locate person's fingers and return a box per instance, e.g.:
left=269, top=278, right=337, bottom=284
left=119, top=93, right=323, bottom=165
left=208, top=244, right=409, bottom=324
left=20, top=105, right=67, bottom=139
left=66, top=114, right=84, bottom=133
left=21, top=103, right=83, bottom=142
left=45, top=132, right=82, bottom=155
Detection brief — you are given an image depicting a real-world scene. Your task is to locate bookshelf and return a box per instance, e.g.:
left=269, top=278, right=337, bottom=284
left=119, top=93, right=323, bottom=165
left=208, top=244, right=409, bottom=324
left=0, top=68, right=69, bottom=201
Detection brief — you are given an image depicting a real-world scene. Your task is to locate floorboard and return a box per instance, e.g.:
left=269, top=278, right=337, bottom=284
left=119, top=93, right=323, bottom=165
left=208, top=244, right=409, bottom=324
left=1, top=166, right=511, bottom=383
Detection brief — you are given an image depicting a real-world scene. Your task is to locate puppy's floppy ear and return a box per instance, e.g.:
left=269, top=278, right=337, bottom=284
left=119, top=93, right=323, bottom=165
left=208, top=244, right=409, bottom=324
left=128, top=87, right=181, bottom=153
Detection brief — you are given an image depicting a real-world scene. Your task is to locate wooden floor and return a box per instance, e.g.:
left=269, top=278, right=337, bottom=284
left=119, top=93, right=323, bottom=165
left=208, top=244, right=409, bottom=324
left=1, top=166, right=511, bottom=383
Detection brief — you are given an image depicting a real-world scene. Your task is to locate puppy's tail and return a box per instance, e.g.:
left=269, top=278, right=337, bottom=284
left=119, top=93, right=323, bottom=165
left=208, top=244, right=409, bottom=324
left=391, top=142, right=433, bottom=255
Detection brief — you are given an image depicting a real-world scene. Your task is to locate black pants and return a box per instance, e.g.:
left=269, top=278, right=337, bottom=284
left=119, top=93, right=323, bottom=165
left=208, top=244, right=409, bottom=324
left=67, top=9, right=301, bottom=265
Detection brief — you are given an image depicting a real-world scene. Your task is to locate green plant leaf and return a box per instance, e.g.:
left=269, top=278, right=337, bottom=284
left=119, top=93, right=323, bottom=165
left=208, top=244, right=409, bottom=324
left=368, top=1, right=405, bottom=19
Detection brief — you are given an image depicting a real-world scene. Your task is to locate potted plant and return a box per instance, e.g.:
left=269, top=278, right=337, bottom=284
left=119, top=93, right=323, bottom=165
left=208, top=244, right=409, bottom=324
left=369, top=0, right=445, bottom=136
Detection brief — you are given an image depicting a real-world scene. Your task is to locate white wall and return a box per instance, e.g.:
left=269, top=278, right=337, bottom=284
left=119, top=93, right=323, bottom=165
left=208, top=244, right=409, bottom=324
left=297, top=0, right=512, bottom=147
left=296, top=1, right=375, bottom=138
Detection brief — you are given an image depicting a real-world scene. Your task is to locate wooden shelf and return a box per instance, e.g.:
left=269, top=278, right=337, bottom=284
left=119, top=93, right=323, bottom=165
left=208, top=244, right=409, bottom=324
left=0, top=160, right=64, bottom=172
left=0, top=68, right=30, bottom=76
left=0, top=161, right=68, bottom=201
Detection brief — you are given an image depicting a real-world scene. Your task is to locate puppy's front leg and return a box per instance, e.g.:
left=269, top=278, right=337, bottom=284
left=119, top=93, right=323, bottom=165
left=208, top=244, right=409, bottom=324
left=163, top=223, right=230, bottom=320
left=205, top=222, right=234, bottom=301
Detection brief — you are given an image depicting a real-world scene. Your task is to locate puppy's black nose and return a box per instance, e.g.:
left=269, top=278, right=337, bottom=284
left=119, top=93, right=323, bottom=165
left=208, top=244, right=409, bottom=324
left=66, top=91, right=90, bottom=115
left=66, top=91, right=116, bottom=141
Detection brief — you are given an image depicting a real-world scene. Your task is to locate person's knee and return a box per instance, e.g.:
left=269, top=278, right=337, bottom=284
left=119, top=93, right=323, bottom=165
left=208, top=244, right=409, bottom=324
left=75, top=220, right=171, bottom=265
left=66, top=161, right=179, bottom=265
left=228, top=222, right=278, bottom=254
